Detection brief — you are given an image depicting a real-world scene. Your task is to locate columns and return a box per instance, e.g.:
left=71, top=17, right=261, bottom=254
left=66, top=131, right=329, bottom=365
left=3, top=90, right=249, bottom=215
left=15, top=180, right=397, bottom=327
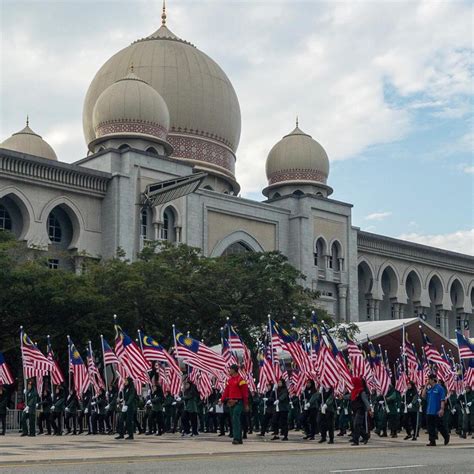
left=368, top=299, right=376, bottom=321
left=338, top=284, right=348, bottom=322
left=393, top=302, right=400, bottom=319
left=153, top=222, right=160, bottom=240
left=439, top=309, right=449, bottom=337
left=374, top=299, right=380, bottom=321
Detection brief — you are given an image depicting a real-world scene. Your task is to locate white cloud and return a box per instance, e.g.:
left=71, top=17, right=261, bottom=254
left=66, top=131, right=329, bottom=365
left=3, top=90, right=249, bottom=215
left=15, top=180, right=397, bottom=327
left=365, top=212, right=392, bottom=221
left=397, top=229, right=474, bottom=256
left=0, top=0, right=472, bottom=195
left=463, top=166, right=474, bottom=174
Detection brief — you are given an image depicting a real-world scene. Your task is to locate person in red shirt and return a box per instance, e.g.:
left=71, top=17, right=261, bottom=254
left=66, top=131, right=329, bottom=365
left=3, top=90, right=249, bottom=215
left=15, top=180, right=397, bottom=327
left=220, top=364, right=249, bottom=444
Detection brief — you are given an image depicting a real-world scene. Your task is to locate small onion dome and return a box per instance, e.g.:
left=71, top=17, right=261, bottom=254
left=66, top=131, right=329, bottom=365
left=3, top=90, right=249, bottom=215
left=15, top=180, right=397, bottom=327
left=264, top=125, right=331, bottom=193
left=91, top=70, right=172, bottom=154
left=1, top=120, right=58, bottom=161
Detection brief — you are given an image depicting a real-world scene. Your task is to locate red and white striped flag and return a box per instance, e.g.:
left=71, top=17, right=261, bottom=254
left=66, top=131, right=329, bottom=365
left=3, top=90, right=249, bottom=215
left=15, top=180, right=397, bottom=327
left=0, top=352, right=14, bottom=385
left=21, top=330, right=53, bottom=379
left=68, top=340, right=90, bottom=397
left=319, top=343, right=339, bottom=389
left=86, top=346, right=105, bottom=395
left=47, top=341, right=65, bottom=386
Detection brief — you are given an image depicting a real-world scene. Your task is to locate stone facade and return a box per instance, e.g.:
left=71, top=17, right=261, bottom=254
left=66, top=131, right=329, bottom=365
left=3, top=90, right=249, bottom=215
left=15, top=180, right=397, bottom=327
left=1, top=145, right=472, bottom=338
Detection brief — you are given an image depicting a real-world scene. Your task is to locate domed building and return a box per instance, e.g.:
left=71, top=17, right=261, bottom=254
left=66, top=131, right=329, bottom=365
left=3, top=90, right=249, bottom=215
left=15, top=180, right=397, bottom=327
left=263, top=123, right=332, bottom=199
left=1, top=119, right=57, bottom=161
left=1, top=7, right=472, bottom=333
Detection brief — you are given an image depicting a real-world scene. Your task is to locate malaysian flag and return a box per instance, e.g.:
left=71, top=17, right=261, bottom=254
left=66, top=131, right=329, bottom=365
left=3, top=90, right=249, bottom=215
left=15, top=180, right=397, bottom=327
left=257, top=346, right=278, bottom=392
left=395, top=360, right=408, bottom=394
left=21, top=329, right=53, bottom=379
left=0, top=351, right=14, bottom=385
left=68, top=340, right=90, bottom=397
left=322, top=324, right=353, bottom=390
left=115, top=325, right=150, bottom=386
left=421, top=331, right=451, bottom=381
left=456, top=331, right=474, bottom=360
left=46, top=340, right=65, bottom=386
left=464, top=358, right=474, bottom=389
left=101, top=337, right=120, bottom=365
left=319, top=342, right=339, bottom=389
left=188, top=367, right=213, bottom=400
left=86, top=345, right=105, bottom=395
left=227, top=324, right=245, bottom=351
left=404, top=339, right=418, bottom=382
left=345, top=334, right=365, bottom=378
left=310, top=320, right=323, bottom=379
left=273, top=320, right=312, bottom=374
left=268, top=319, right=283, bottom=352
left=367, top=340, right=390, bottom=395
left=221, top=334, right=238, bottom=367
left=174, top=329, right=226, bottom=377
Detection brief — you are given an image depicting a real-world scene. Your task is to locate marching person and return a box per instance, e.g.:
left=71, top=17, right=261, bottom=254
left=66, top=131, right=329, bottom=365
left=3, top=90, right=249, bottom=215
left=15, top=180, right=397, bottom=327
left=64, top=388, right=78, bottom=435
left=421, top=374, right=450, bottom=446
left=350, top=376, right=372, bottom=446
left=37, top=386, right=52, bottom=435
left=92, top=388, right=107, bottom=434
left=257, top=384, right=275, bottom=437
left=51, top=385, right=65, bottom=436
left=301, top=379, right=318, bottom=440
left=318, top=386, right=335, bottom=444
left=0, top=384, right=11, bottom=436
left=385, top=384, right=400, bottom=438
left=404, top=381, right=419, bottom=440
left=105, top=385, right=117, bottom=434
left=220, top=364, right=249, bottom=445
left=21, top=378, right=38, bottom=437
left=150, top=382, right=165, bottom=436
left=115, top=377, right=137, bottom=440
left=460, top=385, right=473, bottom=439
left=271, top=378, right=289, bottom=441
left=182, top=379, right=199, bottom=436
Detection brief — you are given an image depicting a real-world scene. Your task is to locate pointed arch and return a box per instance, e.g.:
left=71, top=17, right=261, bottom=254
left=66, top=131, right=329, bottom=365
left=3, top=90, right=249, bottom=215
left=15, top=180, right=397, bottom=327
left=211, top=230, right=265, bottom=257
left=0, top=186, right=34, bottom=240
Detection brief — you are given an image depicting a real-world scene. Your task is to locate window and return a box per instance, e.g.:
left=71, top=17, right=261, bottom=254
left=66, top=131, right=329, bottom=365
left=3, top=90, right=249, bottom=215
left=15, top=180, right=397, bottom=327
left=203, top=185, right=214, bottom=191
left=292, top=190, right=304, bottom=196
left=366, top=301, right=371, bottom=319
left=161, top=212, right=169, bottom=240
left=48, top=259, right=59, bottom=270
left=456, top=313, right=461, bottom=330
left=0, top=204, right=12, bottom=231
left=435, top=312, right=441, bottom=329
left=118, top=144, right=130, bottom=151
left=391, top=304, right=395, bottom=319
left=222, top=241, right=253, bottom=256
left=48, top=213, right=62, bottom=243
left=140, top=208, right=148, bottom=239
left=327, top=255, right=333, bottom=269
left=146, top=147, right=158, bottom=155
left=314, top=239, right=325, bottom=267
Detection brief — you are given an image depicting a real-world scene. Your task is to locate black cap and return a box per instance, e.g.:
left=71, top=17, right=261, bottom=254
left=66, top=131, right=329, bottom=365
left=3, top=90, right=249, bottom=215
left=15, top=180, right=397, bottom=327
left=230, top=364, right=239, bottom=372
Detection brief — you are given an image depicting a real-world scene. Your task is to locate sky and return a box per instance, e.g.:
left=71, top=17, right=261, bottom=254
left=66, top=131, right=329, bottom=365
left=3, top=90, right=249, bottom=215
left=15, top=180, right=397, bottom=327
left=1, top=0, right=473, bottom=255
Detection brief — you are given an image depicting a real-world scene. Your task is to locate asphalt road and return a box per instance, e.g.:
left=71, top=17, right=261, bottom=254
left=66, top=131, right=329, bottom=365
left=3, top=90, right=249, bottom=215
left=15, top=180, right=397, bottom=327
left=1, top=445, right=472, bottom=474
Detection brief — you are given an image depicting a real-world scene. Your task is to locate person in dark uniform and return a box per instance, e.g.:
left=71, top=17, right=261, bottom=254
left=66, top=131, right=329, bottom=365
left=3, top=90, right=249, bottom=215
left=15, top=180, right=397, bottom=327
left=21, top=378, right=38, bottom=437
left=105, top=386, right=117, bottom=434
left=182, top=379, right=199, bottom=436
left=220, top=364, right=249, bottom=445
left=0, top=384, right=11, bottom=435
left=51, top=385, right=65, bottom=435
left=37, top=386, right=52, bottom=435
left=385, top=385, right=400, bottom=438
left=150, top=382, right=165, bottom=436
left=115, top=377, right=137, bottom=440
left=404, top=381, right=420, bottom=440
left=350, top=377, right=372, bottom=445
left=319, top=386, right=335, bottom=444
left=289, top=393, right=301, bottom=431
left=301, top=379, right=317, bottom=439
left=258, top=384, right=275, bottom=436
left=92, top=388, right=107, bottom=434
left=64, top=388, right=78, bottom=435
left=163, top=392, right=176, bottom=433
left=271, top=378, right=289, bottom=441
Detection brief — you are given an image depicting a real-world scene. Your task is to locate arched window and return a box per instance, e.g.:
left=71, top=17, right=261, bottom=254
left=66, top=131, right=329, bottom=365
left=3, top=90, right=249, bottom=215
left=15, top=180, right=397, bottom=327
left=140, top=208, right=149, bottom=239
left=331, top=241, right=343, bottom=271
left=161, top=207, right=177, bottom=242
left=48, top=212, right=62, bottom=243
left=222, top=241, right=253, bottom=256
left=292, top=190, right=304, bottom=196
left=272, top=192, right=281, bottom=199
left=118, top=144, right=130, bottom=151
left=203, top=185, right=214, bottom=191
left=146, top=147, right=158, bottom=155
left=0, top=204, right=12, bottom=231
left=314, top=238, right=325, bottom=267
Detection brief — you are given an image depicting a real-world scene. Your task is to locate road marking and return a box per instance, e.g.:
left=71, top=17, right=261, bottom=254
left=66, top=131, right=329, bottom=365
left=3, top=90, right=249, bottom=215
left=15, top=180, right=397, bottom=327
left=330, top=466, right=425, bottom=473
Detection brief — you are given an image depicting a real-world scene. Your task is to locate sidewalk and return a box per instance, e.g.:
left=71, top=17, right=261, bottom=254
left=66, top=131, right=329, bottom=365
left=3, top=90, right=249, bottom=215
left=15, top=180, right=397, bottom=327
left=0, top=431, right=471, bottom=467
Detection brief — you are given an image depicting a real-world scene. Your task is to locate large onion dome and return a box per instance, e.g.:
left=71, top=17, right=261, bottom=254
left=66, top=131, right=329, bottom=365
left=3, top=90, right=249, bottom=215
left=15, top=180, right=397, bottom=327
left=263, top=123, right=332, bottom=198
left=83, top=13, right=241, bottom=192
left=1, top=119, right=58, bottom=161
left=91, top=70, right=172, bottom=154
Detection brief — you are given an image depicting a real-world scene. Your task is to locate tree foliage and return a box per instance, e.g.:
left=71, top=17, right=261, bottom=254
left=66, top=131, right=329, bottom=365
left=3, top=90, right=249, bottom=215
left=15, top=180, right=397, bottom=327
left=1, top=238, right=345, bottom=379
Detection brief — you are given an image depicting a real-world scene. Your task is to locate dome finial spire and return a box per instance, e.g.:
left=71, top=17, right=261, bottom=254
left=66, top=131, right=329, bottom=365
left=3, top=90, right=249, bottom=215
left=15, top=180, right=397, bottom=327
left=161, top=0, right=167, bottom=26
left=296, top=115, right=299, bottom=128
left=26, top=115, right=29, bottom=127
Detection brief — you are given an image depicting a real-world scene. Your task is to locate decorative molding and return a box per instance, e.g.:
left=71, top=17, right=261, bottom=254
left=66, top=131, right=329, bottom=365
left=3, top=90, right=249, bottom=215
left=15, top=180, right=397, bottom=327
left=268, top=169, right=328, bottom=185
left=95, top=120, right=168, bottom=141
left=168, top=134, right=236, bottom=175
left=0, top=149, right=110, bottom=196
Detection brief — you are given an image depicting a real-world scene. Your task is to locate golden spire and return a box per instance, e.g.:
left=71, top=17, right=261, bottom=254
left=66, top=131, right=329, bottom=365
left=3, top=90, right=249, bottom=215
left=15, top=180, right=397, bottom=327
left=26, top=115, right=29, bottom=127
left=296, top=115, right=299, bottom=128
left=161, top=0, right=167, bottom=26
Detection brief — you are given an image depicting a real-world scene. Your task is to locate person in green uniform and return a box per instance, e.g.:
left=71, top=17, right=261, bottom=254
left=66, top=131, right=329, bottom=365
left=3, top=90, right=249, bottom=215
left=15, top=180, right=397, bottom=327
left=163, top=392, right=176, bottom=433
left=385, top=385, right=400, bottom=438
left=257, top=385, right=275, bottom=436
left=319, top=386, right=336, bottom=444
left=92, top=388, right=107, bottom=434
left=374, top=392, right=387, bottom=437
left=50, top=385, right=65, bottom=436
left=337, top=391, right=351, bottom=436
left=105, top=386, right=117, bottom=434
left=271, top=378, right=289, bottom=441
left=460, top=386, right=473, bottom=439
left=403, top=381, right=419, bottom=440
left=182, top=379, right=199, bottom=436
left=289, top=393, right=301, bottom=431
left=150, top=382, right=165, bottom=436
left=64, top=387, right=78, bottom=435
left=21, top=378, right=38, bottom=437
left=115, top=377, right=136, bottom=440
left=37, top=386, right=52, bottom=435
left=301, top=379, right=318, bottom=440
left=0, top=384, right=11, bottom=435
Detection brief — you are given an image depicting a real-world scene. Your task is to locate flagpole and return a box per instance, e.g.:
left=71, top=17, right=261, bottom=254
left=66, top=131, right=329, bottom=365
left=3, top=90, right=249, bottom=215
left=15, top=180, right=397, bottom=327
left=401, top=325, right=408, bottom=412
left=67, top=335, right=71, bottom=394
left=172, top=324, right=183, bottom=396
left=268, top=314, right=279, bottom=412
left=137, top=329, right=152, bottom=391
left=100, top=335, right=109, bottom=399
left=47, top=335, right=54, bottom=395
left=455, top=331, right=469, bottom=411
left=19, top=326, right=27, bottom=396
